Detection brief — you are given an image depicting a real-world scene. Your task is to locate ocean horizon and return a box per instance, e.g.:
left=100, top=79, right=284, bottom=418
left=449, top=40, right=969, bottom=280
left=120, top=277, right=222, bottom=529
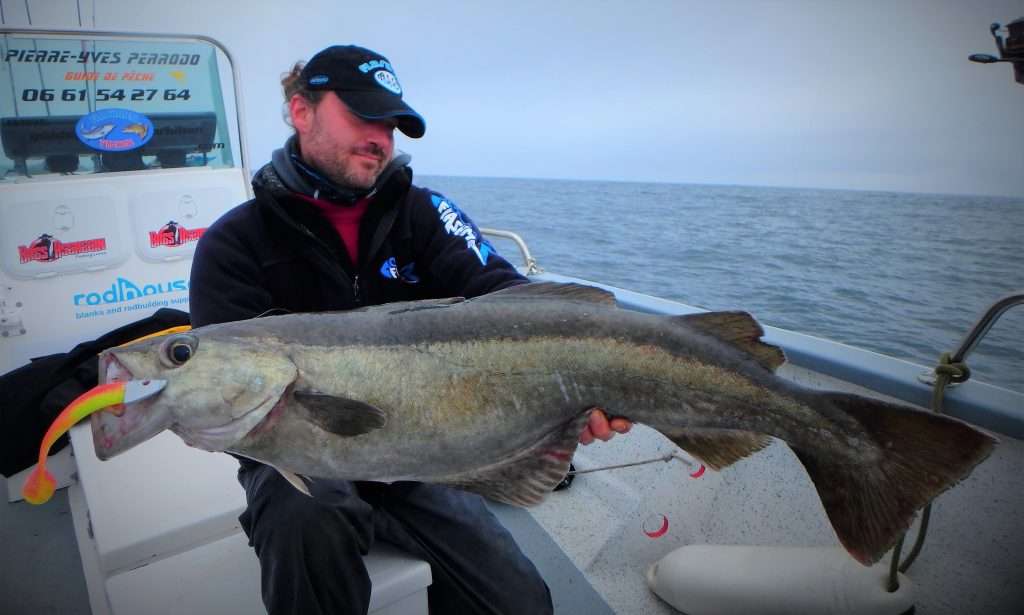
left=420, top=175, right=1023, bottom=393
left=420, top=173, right=1024, bottom=201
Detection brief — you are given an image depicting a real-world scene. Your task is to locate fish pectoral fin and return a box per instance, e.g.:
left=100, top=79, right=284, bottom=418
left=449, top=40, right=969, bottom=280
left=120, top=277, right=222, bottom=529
left=662, top=428, right=773, bottom=471
left=477, top=281, right=617, bottom=306
left=275, top=467, right=312, bottom=497
left=293, top=391, right=387, bottom=436
left=675, top=311, right=786, bottom=371
left=438, top=410, right=592, bottom=507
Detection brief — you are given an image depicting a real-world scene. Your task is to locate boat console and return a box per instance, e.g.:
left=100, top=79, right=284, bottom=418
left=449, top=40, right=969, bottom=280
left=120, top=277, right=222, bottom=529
left=1, top=28, right=432, bottom=615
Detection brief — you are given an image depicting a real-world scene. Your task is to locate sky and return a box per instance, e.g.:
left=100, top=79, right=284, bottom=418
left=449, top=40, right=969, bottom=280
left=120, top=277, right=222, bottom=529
left=4, top=0, right=1023, bottom=197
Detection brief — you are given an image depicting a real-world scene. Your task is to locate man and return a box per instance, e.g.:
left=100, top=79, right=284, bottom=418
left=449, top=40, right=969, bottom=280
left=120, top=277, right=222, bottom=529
left=189, top=44, right=630, bottom=614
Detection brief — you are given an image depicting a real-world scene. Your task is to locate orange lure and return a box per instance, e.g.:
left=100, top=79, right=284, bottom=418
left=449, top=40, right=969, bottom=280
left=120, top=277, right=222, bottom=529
left=22, top=379, right=165, bottom=505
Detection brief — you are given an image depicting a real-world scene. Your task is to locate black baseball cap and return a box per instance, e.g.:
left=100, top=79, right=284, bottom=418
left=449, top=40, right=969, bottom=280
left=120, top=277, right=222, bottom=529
left=300, top=45, right=426, bottom=138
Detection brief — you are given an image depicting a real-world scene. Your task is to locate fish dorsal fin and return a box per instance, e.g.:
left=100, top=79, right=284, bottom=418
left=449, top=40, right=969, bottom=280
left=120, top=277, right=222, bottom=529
left=293, top=391, right=387, bottom=436
left=338, top=297, right=465, bottom=317
left=677, top=311, right=786, bottom=371
left=662, top=428, right=774, bottom=471
left=438, top=409, right=592, bottom=507
left=478, top=282, right=617, bottom=306
left=386, top=297, right=465, bottom=315
left=255, top=307, right=292, bottom=318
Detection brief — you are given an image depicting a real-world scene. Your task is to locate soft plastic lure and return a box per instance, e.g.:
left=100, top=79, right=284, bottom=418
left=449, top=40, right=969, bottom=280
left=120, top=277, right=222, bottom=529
left=22, top=379, right=166, bottom=505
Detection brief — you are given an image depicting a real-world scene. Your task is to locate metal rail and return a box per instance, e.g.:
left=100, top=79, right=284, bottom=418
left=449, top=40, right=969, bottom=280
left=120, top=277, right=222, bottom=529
left=918, top=291, right=1024, bottom=386
left=479, top=227, right=542, bottom=274
left=950, top=292, right=1024, bottom=364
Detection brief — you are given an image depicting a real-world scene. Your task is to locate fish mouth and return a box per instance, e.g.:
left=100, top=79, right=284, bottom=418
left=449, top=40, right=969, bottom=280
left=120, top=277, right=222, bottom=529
left=170, top=394, right=283, bottom=452
left=91, top=353, right=174, bottom=460
left=92, top=353, right=286, bottom=457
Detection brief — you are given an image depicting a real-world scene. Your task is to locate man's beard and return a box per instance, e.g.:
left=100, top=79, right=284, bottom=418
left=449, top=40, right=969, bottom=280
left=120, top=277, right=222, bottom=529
left=318, top=143, right=388, bottom=190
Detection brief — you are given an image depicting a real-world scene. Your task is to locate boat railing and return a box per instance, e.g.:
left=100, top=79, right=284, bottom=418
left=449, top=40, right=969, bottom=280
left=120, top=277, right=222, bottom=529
left=479, top=227, right=542, bottom=275
left=918, top=292, right=1024, bottom=386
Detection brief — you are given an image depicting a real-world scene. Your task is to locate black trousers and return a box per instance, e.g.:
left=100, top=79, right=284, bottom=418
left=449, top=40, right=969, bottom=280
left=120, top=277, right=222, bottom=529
left=237, top=462, right=553, bottom=615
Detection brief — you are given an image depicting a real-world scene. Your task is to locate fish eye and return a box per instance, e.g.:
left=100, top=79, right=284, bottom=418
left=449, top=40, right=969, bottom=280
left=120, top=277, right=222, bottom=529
left=170, top=342, right=192, bottom=364
left=161, top=334, right=198, bottom=368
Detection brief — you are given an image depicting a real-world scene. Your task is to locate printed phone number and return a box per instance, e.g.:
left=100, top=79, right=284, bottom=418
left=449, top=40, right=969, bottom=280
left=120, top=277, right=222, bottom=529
left=21, top=88, right=192, bottom=102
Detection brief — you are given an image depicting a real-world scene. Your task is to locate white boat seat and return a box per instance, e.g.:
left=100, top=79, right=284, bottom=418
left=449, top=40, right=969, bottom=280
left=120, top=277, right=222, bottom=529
left=66, top=424, right=432, bottom=615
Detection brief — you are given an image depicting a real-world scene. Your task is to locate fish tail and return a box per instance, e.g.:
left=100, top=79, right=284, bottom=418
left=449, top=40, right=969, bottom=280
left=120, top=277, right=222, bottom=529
left=793, top=392, right=997, bottom=565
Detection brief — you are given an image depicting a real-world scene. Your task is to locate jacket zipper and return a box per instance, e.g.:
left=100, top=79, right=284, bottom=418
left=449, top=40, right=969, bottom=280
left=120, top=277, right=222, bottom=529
left=263, top=192, right=380, bottom=307
left=293, top=220, right=360, bottom=304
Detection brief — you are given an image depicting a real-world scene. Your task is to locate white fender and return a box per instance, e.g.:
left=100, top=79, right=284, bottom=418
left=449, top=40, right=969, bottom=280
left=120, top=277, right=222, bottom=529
left=647, top=545, right=915, bottom=615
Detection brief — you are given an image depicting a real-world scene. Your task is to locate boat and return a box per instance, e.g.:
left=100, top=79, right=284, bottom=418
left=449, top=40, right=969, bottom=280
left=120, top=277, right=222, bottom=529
left=2, top=17, right=1022, bottom=615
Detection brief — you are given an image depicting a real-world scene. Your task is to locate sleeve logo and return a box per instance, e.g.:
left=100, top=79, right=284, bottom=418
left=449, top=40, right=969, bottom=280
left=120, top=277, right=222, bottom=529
left=430, top=194, right=493, bottom=266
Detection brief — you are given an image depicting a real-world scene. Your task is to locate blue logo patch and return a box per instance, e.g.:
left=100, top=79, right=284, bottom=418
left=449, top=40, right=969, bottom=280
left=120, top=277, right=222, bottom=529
left=309, top=75, right=329, bottom=85
left=380, top=258, right=421, bottom=284
left=358, top=59, right=394, bottom=74
left=380, top=257, right=399, bottom=279
left=75, top=108, right=154, bottom=152
left=429, top=194, right=494, bottom=266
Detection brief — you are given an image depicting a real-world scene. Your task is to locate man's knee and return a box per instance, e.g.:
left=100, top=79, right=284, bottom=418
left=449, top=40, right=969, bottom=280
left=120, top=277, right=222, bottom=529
left=240, top=471, right=373, bottom=557
left=246, top=491, right=375, bottom=615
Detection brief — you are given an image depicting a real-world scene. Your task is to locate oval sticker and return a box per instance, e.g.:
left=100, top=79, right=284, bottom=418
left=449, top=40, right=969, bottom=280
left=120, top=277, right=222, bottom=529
left=75, top=108, right=154, bottom=152
left=373, top=70, right=402, bottom=95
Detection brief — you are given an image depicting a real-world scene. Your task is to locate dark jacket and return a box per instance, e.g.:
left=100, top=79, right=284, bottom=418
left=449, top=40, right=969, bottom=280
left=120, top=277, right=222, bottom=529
left=189, top=148, right=526, bottom=327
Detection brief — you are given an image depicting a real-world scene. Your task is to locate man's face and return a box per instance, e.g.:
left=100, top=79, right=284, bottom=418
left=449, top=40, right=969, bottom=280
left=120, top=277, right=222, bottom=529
left=290, top=91, right=396, bottom=190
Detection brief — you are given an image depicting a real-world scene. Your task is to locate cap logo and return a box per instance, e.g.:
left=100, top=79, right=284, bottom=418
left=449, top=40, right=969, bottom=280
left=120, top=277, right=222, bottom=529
left=358, top=59, right=394, bottom=74
left=373, top=70, right=402, bottom=95
left=309, top=75, right=329, bottom=86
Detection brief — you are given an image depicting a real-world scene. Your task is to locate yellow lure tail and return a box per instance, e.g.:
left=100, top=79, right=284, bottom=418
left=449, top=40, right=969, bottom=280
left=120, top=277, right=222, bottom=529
left=22, top=382, right=127, bottom=505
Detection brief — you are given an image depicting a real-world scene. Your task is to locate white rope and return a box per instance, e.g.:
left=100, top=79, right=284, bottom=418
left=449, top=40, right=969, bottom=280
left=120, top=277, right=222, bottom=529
left=568, top=451, right=696, bottom=475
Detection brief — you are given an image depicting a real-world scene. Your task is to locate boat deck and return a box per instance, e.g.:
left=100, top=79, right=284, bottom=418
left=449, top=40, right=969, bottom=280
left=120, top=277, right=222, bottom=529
left=1, top=470, right=618, bottom=615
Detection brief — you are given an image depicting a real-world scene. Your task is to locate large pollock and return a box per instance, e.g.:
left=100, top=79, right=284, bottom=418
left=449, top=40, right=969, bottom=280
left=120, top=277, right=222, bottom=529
left=90, top=282, right=996, bottom=565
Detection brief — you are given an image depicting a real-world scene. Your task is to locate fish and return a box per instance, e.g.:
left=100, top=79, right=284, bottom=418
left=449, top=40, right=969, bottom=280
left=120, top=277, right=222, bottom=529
left=80, top=123, right=114, bottom=140
left=122, top=123, right=149, bottom=139
left=89, top=282, right=996, bottom=565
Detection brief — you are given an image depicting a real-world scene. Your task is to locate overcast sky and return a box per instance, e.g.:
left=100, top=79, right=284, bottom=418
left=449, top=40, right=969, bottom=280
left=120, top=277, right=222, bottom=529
left=5, top=0, right=1024, bottom=197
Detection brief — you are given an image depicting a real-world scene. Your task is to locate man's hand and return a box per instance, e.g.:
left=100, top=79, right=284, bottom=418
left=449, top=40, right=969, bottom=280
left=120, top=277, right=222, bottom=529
left=579, top=408, right=632, bottom=445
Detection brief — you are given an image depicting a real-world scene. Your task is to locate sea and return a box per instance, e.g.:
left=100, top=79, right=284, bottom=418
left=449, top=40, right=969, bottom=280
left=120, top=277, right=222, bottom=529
left=421, top=176, right=1023, bottom=393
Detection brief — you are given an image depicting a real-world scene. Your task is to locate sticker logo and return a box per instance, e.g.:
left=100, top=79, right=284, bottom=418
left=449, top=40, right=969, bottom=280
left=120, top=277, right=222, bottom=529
left=72, top=276, right=188, bottom=306
left=373, top=70, right=402, bottom=95
left=18, top=233, right=107, bottom=263
left=309, top=74, right=329, bottom=86
left=149, top=221, right=206, bottom=247
left=75, top=108, right=154, bottom=152
left=430, top=195, right=493, bottom=266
